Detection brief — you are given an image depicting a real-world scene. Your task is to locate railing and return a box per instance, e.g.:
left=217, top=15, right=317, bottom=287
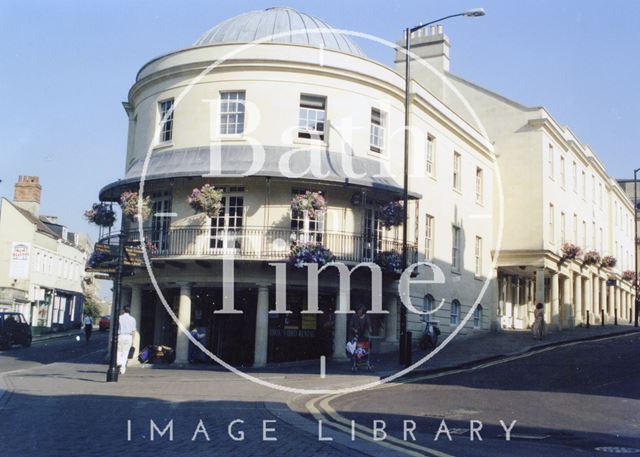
left=125, top=225, right=416, bottom=264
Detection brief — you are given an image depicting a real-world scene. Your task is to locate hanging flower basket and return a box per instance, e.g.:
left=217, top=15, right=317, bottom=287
left=560, top=242, right=582, bottom=260
left=582, top=250, right=601, bottom=266
left=379, top=201, right=404, bottom=229
left=188, top=184, right=223, bottom=217
left=601, top=256, right=617, bottom=269
left=622, top=270, right=636, bottom=282
left=288, top=242, right=334, bottom=269
left=375, top=250, right=403, bottom=274
left=84, top=203, right=116, bottom=227
left=144, top=239, right=158, bottom=256
left=120, top=191, right=152, bottom=222
left=291, top=191, right=326, bottom=218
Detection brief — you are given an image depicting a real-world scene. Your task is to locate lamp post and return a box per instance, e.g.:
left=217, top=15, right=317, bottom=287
left=399, top=8, right=486, bottom=366
left=106, top=232, right=126, bottom=382
left=635, top=168, right=639, bottom=327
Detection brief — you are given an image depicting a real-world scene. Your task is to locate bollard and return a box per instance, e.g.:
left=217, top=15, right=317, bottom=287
left=405, top=331, right=412, bottom=367
left=586, top=310, right=590, bottom=328
left=601, top=309, right=605, bottom=326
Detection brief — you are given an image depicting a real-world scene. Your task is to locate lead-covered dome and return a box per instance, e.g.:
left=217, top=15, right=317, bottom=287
left=194, top=7, right=366, bottom=58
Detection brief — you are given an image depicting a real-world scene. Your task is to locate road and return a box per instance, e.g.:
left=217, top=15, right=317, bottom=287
left=0, top=328, right=108, bottom=374
left=312, top=332, right=640, bottom=456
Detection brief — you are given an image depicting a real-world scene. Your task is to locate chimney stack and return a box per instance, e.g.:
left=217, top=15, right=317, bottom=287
left=395, top=24, right=451, bottom=73
left=13, top=176, right=42, bottom=217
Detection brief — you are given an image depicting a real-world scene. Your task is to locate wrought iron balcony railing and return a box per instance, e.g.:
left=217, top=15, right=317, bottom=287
left=125, top=225, right=416, bottom=264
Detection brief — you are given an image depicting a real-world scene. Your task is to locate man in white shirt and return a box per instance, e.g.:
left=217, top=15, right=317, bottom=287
left=117, top=306, right=137, bottom=375
left=83, top=315, right=94, bottom=342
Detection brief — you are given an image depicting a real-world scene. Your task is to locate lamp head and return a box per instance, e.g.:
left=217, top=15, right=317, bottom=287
left=464, top=8, right=486, bottom=17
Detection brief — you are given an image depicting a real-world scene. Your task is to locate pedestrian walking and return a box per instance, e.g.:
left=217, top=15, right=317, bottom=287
left=349, top=305, right=371, bottom=340
left=532, top=302, right=545, bottom=339
left=117, top=306, right=137, bottom=375
left=83, top=315, right=93, bottom=341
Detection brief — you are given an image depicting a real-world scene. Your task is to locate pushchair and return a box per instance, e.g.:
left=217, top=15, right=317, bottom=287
left=346, top=337, right=372, bottom=371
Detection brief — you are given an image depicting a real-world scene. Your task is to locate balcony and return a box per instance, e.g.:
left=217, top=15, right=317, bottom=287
left=126, top=225, right=416, bottom=264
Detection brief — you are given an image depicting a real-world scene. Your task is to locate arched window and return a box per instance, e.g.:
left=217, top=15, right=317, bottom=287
left=423, top=294, right=435, bottom=323
left=450, top=300, right=460, bottom=326
left=473, top=304, right=483, bottom=329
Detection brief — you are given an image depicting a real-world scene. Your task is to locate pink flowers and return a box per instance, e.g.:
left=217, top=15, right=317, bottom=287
left=120, top=191, right=151, bottom=222
left=561, top=242, right=582, bottom=260
left=188, top=184, right=223, bottom=217
left=291, top=191, right=326, bottom=218
left=582, top=250, right=601, bottom=266
left=600, top=256, right=617, bottom=269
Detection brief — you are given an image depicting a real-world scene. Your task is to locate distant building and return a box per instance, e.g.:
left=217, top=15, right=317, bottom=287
left=0, top=176, right=92, bottom=333
left=617, top=179, right=639, bottom=272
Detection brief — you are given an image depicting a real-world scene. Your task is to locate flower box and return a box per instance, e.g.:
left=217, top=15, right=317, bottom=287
left=288, top=242, right=334, bottom=268
left=600, top=256, right=617, bottom=269
left=375, top=250, right=403, bottom=274
left=560, top=242, right=582, bottom=260
left=582, top=250, right=601, bottom=266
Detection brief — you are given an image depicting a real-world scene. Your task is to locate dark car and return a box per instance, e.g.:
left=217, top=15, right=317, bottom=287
left=0, top=312, right=32, bottom=349
left=99, top=315, right=111, bottom=331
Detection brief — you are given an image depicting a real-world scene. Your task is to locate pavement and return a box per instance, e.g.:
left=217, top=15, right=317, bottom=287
left=0, top=323, right=638, bottom=456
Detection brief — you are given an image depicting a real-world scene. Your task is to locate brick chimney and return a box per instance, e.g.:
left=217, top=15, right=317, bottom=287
left=13, top=176, right=42, bottom=217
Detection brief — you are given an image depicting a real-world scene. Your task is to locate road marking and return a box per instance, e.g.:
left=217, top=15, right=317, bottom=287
left=320, top=356, right=326, bottom=379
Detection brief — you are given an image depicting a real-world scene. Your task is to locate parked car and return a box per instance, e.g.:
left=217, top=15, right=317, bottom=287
left=0, top=312, right=32, bottom=349
left=99, top=315, right=111, bottom=331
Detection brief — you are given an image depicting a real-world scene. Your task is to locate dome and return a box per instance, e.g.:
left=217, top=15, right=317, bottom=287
left=194, top=7, right=366, bottom=58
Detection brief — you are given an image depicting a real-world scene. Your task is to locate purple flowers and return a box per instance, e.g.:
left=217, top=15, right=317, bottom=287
left=375, top=250, right=402, bottom=273
left=188, top=184, right=223, bottom=217
left=288, top=242, right=334, bottom=268
left=582, top=250, right=601, bottom=266
left=120, top=191, right=151, bottom=222
left=560, top=242, right=582, bottom=260
left=379, top=202, right=404, bottom=229
left=601, top=256, right=617, bottom=269
left=291, top=191, right=326, bottom=218
left=84, top=203, right=116, bottom=227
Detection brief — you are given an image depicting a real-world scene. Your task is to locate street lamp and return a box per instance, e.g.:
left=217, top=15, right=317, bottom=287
left=634, top=167, right=639, bottom=327
left=399, top=9, right=486, bottom=366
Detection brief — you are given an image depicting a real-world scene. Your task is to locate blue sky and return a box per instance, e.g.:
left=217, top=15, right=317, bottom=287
left=1, top=0, right=639, bottom=296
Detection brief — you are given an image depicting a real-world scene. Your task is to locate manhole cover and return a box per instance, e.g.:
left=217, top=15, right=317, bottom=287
left=595, top=447, right=640, bottom=454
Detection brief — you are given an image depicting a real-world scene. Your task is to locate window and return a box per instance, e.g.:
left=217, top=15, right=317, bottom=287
left=475, top=236, right=482, bottom=276
left=599, top=227, right=603, bottom=252
left=158, top=99, right=174, bottom=143
left=547, top=144, right=554, bottom=178
left=425, top=214, right=434, bottom=260
left=572, top=161, right=577, bottom=192
left=473, top=304, right=483, bottom=329
left=219, top=91, right=245, bottom=135
left=298, top=94, right=326, bottom=140
left=363, top=206, right=382, bottom=260
left=423, top=294, right=434, bottom=323
left=582, top=220, right=587, bottom=247
left=150, top=191, right=172, bottom=253
left=560, top=156, right=566, bottom=187
left=560, top=212, right=566, bottom=243
left=599, top=182, right=603, bottom=209
left=581, top=170, right=586, bottom=199
left=453, top=152, right=461, bottom=191
left=592, top=221, right=596, bottom=250
left=452, top=225, right=461, bottom=272
left=450, top=300, right=460, bottom=326
left=548, top=203, right=555, bottom=243
left=426, top=135, right=436, bottom=177
left=370, top=108, right=385, bottom=153
left=475, top=167, right=483, bottom=204
left=573, top=214, right=578, bottom=243
left=210, top=188, right=245, bottom=250
left=591, top=174, right=595, bottom=203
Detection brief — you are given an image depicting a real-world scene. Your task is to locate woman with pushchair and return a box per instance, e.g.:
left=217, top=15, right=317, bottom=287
left=347, top=305, right=373, bottom=371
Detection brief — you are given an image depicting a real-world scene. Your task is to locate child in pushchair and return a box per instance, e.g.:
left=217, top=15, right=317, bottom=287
left=347, top=336, right=372, bottom=371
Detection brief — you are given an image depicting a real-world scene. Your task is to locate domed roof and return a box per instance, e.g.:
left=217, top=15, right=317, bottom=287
left=194, top=7, right=366, bottom=57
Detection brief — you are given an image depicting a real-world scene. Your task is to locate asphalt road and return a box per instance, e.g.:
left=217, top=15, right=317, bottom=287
left=0, top=329, right=108, bottom=374
left=323, top=332, right=640, bottom=456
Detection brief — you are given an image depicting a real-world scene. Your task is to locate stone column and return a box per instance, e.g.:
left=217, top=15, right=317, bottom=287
left=615, top=287, right=622, bottom=323
left=175, top=284, right=192, bottom=365
left=551, top=273, right=560, bottom=330
left=574, top=275, right=583, bottom=325
left=601, top=279, right=608, bottom=322
left=498, top=275, right=505, bottom=321
left=385, top=295, right=398, bottom=342
left=593, top=277, right=600, bottom=324
left=130, top=285, right=143, bottom=361
left=608, top=284, right=615, bottom=322
left=253, top=285, right=270, bottom=367
left=332, top=289, right=350, bottom=360
left=584, top=277, right=592, bottom=325
left=562, top=275, right=572, bottom=328
left=535, top=268, right=545, bottom=325
left=515, top=278, right=521, bottom=328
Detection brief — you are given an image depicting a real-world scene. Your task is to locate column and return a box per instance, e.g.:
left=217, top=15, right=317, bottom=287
left=535, top=268, right=545, bottom=319
left=153, top=300, right=164, bottom=345
left=608, top=284, right=615, bottom=322
left=174, top=284, right=192, bottom=365
left=332, top=289, right=349, bottom=360
left=515, top=278, right=521, bottom=328
left=574, top=275, right=583, bottom=325
left=385, top=295, right=398, bottom=342
left=130, top=285, right=143, bottom=361
left=601, top=279, right=608, bottom=322
left=615, top=287, right=622, bottom=323
left=562, top=275, right=572, bottom=328
left=593, top=278, right=600, bottom=324
left=551, top=273, right=560, bottom=330
left=498, top=275, right=505, bottom=322
left=253, top=285, right=270, bottom=367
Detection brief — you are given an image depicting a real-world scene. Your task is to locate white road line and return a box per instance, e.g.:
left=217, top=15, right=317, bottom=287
left=320, top=355, right=326, bottom=379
